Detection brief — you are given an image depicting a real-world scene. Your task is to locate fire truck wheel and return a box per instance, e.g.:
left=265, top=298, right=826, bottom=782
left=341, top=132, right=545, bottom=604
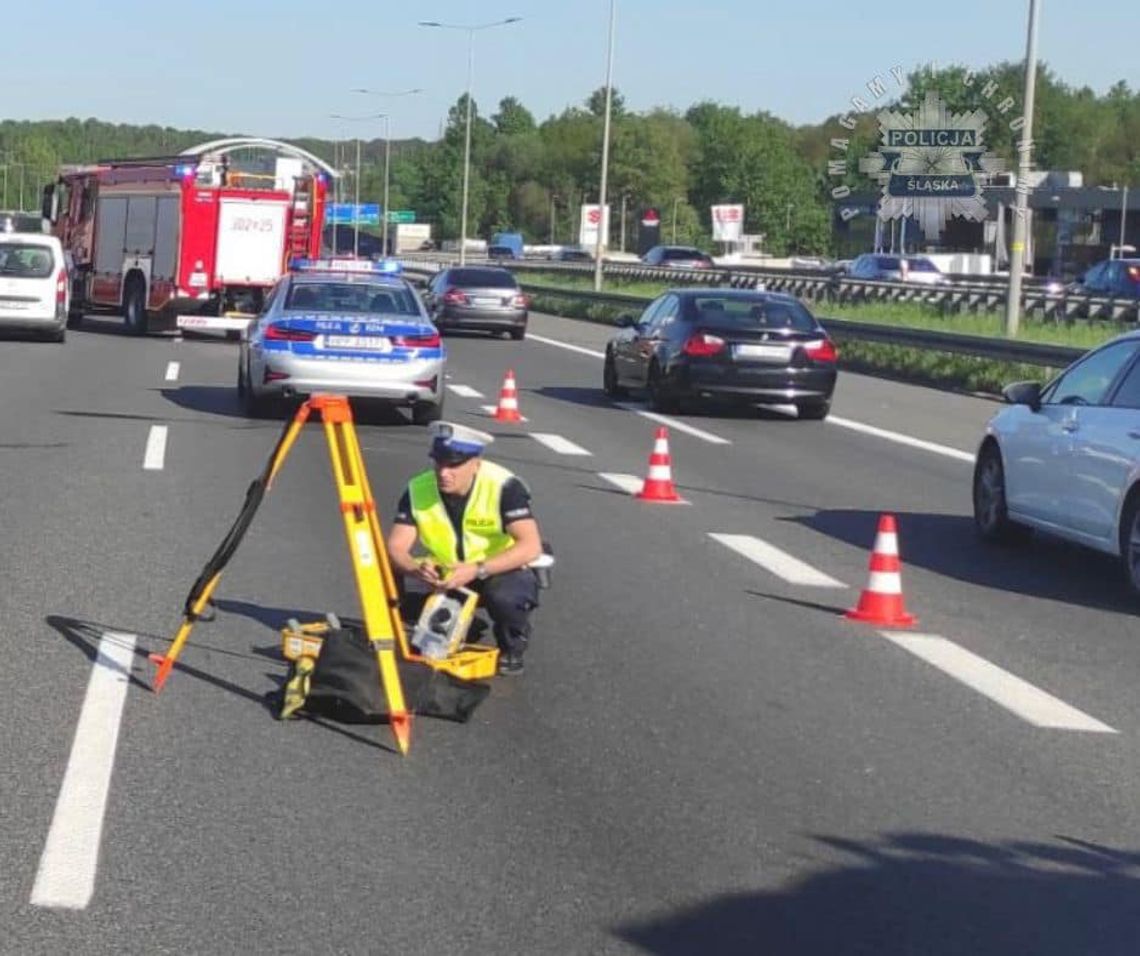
left=123, top=279, right=148, bottom=336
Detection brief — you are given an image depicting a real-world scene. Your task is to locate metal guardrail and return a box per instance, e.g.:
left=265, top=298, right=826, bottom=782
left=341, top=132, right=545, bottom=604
left=397, top=252, right=1140, bottom=323
left=476, top=278, right=1086, bottom=370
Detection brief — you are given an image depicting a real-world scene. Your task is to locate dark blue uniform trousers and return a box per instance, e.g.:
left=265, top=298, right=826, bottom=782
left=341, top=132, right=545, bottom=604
left=472, top=568, right=539, bottom=658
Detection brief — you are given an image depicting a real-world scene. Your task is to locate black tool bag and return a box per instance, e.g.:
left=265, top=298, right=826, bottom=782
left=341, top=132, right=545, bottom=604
left=300, top=621, right=490, bottom=725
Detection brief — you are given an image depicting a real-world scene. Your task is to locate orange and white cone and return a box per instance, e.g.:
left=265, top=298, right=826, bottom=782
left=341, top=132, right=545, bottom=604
left=635, top=426, right=684, bottom=503
left=845, top=513, right=917, bottom=627
left=493, top=368, right=523, bottom=422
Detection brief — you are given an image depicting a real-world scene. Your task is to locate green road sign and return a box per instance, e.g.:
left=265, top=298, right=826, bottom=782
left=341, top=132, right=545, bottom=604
left=386, top=210, right=415, bottom=224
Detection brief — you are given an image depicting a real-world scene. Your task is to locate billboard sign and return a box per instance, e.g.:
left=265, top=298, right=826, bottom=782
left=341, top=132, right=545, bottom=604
left=711, top=204, right=744, bottom=242
left=578, top=203, right=611, bottom=248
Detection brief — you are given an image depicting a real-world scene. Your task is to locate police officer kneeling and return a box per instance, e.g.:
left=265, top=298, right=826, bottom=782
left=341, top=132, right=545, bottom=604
left=387, top=422, right=543, bottom=676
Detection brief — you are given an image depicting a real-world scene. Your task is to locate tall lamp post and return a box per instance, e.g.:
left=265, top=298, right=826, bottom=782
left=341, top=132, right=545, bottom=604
left=330, top=114, right=372, bottom=257
left=1004, top=0, right=1042, bottom=339
left=419, top=18, right=522, bottom=265
left=352, top=88, right=423, bottom=254
left=592, top=0, right=617, bottom=291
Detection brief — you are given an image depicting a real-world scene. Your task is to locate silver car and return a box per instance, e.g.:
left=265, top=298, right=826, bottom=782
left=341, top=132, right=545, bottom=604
left=0, top=234, right=69, bottom=341
left=238, top=260, right=445, bottom=424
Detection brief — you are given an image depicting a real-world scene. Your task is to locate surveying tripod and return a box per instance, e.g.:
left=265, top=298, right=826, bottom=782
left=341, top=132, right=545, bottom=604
left=150, top=394, right=413, bottom=755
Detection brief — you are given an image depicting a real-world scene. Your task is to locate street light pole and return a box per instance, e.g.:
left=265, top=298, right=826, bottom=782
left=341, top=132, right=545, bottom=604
left=1121, top=184, right=1129, bottom=257
left=672, top=196, right=680, bottom=244
left=550, top=193, right=557, bottom=244
left=352, top=88, right=423, bottom=255
left=593, top=0, right=617, bottom=291
left=353, top=136, right=361, bottom=257
left=1004, top=0, right=1042, bottom=339
left=419, top=19, right=522, bottom=265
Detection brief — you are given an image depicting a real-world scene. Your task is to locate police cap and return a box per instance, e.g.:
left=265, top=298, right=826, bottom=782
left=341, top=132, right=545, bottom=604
left=428, top=421, right=495, bottom=464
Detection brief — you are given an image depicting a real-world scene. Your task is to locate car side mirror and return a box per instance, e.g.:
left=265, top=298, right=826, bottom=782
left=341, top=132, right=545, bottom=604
left=1003, top=380, right=1042, bottom=411
left=616, top=313, right=636, bottom=328
left=41, top=184, right=58, bottom=224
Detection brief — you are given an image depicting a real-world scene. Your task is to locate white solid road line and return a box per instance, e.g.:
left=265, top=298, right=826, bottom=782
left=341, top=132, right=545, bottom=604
left=829, top=415, right=975, bottom=464
left=164, top=361, right=180, bottom=382
left=531, top=433, right=592, bottom=456
left=142, top=425, right=167, bottom=471
left=598, top=472, right=647, bottom=495
left=615, top=404, right=732, bottom=446
left=31, top=632, right=137, bottom=909
left=710, top=533, right=846, bottom=588
left=526, top=332, right=605, bottom=359
left=879, top=631, right=1117, bottom=733
left=447, top=383, right=483, bottom=398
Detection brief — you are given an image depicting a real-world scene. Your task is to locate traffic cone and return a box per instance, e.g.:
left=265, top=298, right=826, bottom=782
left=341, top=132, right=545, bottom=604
left=493, top=368, right=523, bottom=422
left=635, top=427, right=684, bottom=503
left=845, top=514, right=917, bottom=627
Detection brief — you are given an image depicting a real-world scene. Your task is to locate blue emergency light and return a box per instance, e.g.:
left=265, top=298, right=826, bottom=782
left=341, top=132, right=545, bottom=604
left=289, top=257, right=403, bottom=276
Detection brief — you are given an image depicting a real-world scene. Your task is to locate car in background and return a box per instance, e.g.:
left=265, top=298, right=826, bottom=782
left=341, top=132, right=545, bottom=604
left=0, top=211, right=47, bottom=235
left=238, top=258, right=445, bottom=423
left=602, top=289, right=838, bottom=419
left=0, top=233, right=69, bottom=342
left=641, top=245, right=715, bottom=269
left=847, top=253, right=950, bottom=285
left=973, top=330, right=1140, bottom=597
left=423, top=266, right=529, bottom=339
left=1068, top=258, right=1140, bottom=299
left=554, top=246, right=593, bottom=262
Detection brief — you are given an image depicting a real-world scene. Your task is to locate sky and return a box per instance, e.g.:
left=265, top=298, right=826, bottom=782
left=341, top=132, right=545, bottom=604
left=2, top=0, right=1136, bottom=144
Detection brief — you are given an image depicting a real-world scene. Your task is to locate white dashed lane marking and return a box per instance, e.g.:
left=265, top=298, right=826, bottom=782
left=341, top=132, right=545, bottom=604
left=879, top=631, right=1117, bottom=733
left=614, top=404, right=731, bottom=445
left=597, top=472, right=646, bottom=495
left=164, top=362, right=180, bottom=382
left=709, top=533, right=846, bottom=588
left=447, top=384, right=483, bottom=398
left=142, top=426, right=167, bottom=471
left=531, top=433, right=591, bottom=456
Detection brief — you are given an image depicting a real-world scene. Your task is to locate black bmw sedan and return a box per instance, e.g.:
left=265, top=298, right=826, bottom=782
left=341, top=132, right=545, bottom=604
left=602, top=289, right=838, bottom=419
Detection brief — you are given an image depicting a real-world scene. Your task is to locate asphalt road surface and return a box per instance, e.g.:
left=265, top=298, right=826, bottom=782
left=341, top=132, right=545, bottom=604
left=3, top=310, right=1139, bottom=955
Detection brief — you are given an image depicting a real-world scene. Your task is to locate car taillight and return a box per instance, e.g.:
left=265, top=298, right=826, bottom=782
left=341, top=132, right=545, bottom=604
left=265, top=325, right=315, bottom=342
left=394, top=332, right=441, bottom=348
left=513, top=293, right=530, bottom=307
left=682, top=332, right=726, bottom=357
left=442, top=289, right=467, bottom=305
left=56, top=271, right=68, bottom=304
left=803, top=339, right=838, bottom=363
left=1128, top=266, right=1140, bottom=284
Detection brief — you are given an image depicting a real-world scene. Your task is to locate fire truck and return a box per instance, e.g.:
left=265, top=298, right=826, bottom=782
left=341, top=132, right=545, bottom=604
left=41, top=137, right=333, bottom=335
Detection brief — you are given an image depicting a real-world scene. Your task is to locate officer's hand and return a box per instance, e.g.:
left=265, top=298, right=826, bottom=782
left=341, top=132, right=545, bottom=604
left=441, top=562, right=478, bottom=591
left=415, top=561, right=443, bottom=588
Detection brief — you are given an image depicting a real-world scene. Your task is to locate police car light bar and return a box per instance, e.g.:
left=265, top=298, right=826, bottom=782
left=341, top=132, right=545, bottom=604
left=289, top=257, right=403, bottom=275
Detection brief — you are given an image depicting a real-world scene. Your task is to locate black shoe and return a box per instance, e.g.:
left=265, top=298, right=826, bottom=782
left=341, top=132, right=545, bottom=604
left=497, top=654, right=525, bottom=676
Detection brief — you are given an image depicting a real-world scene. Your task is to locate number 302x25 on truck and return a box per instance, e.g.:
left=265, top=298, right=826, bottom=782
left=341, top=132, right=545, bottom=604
left=40, top=137, right=334, bottom=336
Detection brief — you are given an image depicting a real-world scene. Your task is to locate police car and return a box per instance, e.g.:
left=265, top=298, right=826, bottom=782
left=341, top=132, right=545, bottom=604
left=237, top=258, right=445, bottom=423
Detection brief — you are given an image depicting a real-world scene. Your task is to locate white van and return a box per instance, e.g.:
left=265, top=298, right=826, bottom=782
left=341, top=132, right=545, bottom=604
left=0, top=234, right=69, bottom=341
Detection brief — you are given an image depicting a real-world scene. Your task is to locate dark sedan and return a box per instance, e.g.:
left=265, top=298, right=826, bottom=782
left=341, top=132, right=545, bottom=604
left=424, top=266, right=529, bottom=339
left=602, top=290, right=839, bottom=419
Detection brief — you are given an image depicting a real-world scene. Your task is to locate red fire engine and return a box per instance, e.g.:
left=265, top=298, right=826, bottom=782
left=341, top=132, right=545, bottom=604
left=42, top=137, right=332, bottom=335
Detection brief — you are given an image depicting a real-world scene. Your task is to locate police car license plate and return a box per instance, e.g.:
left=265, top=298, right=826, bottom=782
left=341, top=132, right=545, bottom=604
left=733, top=343, right=791, bottom=363
left=325, top=334, right=391, bottom=352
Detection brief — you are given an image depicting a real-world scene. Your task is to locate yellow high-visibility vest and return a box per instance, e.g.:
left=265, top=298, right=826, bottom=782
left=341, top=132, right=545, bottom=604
left=408, top=460, right=517, bottom=567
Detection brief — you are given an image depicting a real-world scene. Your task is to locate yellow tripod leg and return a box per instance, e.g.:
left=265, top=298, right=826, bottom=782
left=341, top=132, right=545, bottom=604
left=313, top=395, right=412, bottom=755
left=346, top=416, right=417, bottom=660
left=152, top=400, right=312, bottom=694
